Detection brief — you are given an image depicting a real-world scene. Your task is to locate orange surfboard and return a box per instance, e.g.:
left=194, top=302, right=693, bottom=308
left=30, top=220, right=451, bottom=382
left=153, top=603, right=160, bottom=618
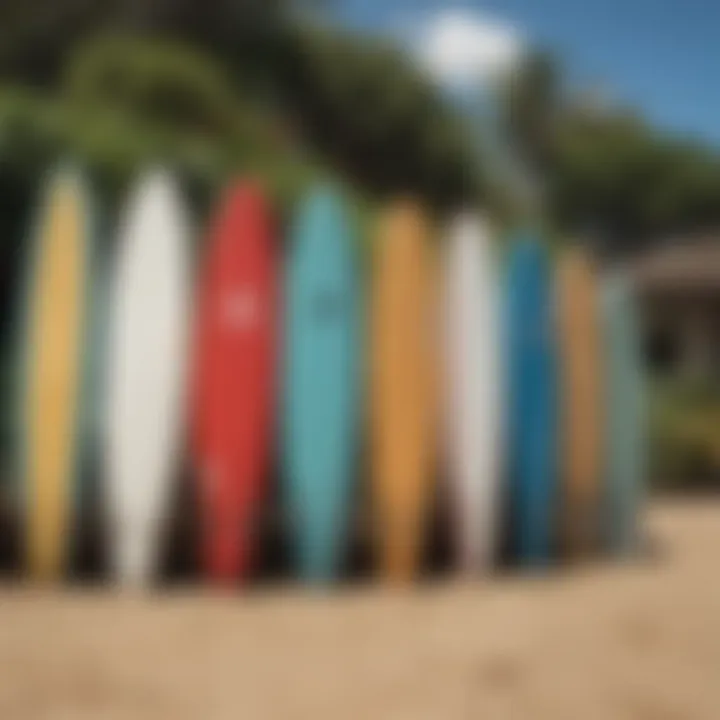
left=557, top=247, right=604, bottom=558
left=370, top=201, right=436, bottom=582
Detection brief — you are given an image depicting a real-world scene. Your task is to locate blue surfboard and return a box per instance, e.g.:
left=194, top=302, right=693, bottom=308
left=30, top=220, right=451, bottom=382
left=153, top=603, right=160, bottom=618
left=505, top=233, right=557, bottom=566
left=282, top=186, right=362, bottom=582
left=602, top=272, right=646, bottom=556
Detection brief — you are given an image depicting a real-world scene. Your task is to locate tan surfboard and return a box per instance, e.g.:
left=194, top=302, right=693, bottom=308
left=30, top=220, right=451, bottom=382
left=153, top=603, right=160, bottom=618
left=370, top=201, right=436, bottom=583
left=557, top=246, right=603, bottom=558
left=18, top=166, right=94, bottom=581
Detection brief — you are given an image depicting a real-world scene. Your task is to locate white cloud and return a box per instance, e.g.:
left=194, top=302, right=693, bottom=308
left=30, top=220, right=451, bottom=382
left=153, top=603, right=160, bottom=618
left=415, top=9, right=523, bottom=88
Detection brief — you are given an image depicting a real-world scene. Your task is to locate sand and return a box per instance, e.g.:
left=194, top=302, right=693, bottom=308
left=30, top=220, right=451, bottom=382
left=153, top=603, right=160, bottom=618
left=0, top=498, right=718, bottom=719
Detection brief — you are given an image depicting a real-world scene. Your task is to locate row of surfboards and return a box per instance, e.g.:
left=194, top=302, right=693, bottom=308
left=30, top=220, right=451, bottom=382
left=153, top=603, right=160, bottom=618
left=12, top=164, right=645, bottom=587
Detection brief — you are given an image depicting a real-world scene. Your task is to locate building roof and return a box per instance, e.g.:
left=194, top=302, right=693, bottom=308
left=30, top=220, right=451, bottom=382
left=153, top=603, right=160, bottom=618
left=631, top=238, right=720, bottom=295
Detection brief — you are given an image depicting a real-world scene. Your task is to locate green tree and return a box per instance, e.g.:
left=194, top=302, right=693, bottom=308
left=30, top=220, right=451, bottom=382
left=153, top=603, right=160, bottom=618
left=274, top=26, right=479, bottom=208
left=501, top=51, right=720, bottom=252
left=0, top=3, right=480, bottom=210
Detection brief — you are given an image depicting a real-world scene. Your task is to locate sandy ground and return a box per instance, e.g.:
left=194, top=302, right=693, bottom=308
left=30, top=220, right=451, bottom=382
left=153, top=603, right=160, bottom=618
left=0, top=498, right=718, bottom=720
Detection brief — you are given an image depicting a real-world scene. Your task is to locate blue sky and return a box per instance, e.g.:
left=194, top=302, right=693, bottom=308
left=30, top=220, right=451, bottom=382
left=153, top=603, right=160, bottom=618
left=332, top=0, right=719, bottom=146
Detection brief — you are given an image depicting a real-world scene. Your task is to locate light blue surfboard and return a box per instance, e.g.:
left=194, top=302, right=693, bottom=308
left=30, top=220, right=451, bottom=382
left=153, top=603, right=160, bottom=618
left=283, top=186, right=362, bottom=582
left=602, top=272, right=646, bottom=556
left=505, top=233, right=557, bottom=566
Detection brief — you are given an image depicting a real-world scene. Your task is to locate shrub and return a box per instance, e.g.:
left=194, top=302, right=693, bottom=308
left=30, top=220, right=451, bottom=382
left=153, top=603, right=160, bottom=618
left=649, top=378, right=720, bottom=491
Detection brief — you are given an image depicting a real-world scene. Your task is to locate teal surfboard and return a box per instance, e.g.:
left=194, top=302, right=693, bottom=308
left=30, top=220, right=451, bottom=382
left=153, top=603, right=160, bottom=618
left=282, top=186, right=362, bottom=582
left=602, top=272, right=646, bottom=555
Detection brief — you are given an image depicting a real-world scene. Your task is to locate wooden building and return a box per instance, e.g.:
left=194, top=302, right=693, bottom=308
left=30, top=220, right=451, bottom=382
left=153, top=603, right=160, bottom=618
left=632, top=239, right=720, bottom=380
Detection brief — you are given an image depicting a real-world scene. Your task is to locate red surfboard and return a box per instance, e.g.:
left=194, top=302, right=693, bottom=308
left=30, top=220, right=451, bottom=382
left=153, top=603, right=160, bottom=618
left=192, top=182, right=277, bottom=582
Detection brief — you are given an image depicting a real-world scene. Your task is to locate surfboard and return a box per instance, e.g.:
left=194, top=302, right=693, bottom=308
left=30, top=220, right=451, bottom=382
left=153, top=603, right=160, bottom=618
left=370, top=201, right=436, bottom=583
left=16, top=165, right=95, bottom=581
left=506, top=233, right=557, bottom=566
left=192, top=182, right=277, bottom=583
left=443, top=213, right=503, bottom=573
left=602, top=271, right=646, bottom=556
left=557, top=247, right=603, bottom=559
left=104, top=169, right=191, bottom=587
left=283, top=186, right=361, bottom=582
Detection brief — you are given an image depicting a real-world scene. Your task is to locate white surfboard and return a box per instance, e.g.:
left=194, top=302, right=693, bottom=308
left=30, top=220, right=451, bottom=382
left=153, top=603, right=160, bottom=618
left=443, top=213, right=503, bottom=573
left=104, top=170, right=191, bottom=586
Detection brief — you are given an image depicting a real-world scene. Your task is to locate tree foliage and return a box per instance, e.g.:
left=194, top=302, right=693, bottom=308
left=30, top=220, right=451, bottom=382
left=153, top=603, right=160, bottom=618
left=1, top=1, right=719, bottom=238
left=0, top=1, right=480, bottom=211
left=275, top=26, right=478, bottom=207
left=503, top=51, right=720, bottom=252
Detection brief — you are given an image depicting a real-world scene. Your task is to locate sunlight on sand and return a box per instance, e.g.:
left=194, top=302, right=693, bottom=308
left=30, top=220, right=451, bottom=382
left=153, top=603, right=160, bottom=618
left=0, top=499, right=717, bottom=719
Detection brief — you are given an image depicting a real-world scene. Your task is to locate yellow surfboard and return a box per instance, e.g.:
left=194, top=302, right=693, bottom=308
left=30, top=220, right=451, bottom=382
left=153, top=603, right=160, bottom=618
left=370, top=201, right=436, bottom=583
left=557, top=247, right=603, bottom=559
left=19, top=167, right=93, bottom=581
